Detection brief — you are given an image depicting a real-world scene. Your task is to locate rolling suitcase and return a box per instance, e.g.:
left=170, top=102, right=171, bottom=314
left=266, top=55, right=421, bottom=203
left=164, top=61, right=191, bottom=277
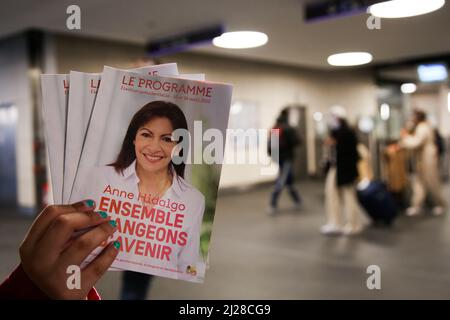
left=356, top=180, right=398, bottom=225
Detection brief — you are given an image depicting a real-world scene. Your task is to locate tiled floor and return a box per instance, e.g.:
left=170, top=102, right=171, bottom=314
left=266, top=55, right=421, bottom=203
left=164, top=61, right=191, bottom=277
left=2, top=180, right=450, bottom=299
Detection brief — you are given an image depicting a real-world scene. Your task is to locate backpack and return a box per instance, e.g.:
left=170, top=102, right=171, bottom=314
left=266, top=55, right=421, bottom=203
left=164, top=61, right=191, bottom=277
left=435, top=129, right=445, bottom=156
left=267, top=126, right=301, bottom=158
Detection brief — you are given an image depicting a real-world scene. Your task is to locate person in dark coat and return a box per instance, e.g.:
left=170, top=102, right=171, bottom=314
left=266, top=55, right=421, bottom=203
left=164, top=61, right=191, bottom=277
left=320, top=106, right=362, bottom=235
left=267, top=108, right=302, bottom=215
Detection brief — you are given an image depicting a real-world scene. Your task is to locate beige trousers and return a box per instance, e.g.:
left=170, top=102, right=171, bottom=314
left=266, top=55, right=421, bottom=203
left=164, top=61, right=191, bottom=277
left=325, top=167, right=361, bottom=229
left=411, top=166, right=446, bottom=208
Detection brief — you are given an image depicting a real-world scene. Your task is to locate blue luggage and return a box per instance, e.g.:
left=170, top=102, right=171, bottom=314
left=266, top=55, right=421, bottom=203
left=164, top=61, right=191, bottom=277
left=356, top=180, right=398, bottom=225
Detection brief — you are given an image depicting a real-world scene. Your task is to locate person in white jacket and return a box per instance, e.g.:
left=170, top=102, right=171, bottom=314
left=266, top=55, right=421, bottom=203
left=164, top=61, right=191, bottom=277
left=400, top=109, right=446, bottom=216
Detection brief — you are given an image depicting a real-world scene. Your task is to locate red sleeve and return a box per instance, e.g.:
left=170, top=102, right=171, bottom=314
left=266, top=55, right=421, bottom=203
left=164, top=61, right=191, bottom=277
left=0, top=264, right=101, bottom=300
left=87, top=286, right=101, bottom=300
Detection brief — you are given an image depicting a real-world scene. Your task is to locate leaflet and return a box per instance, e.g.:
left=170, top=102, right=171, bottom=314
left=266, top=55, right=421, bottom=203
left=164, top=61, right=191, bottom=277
left=71, top=66, right=232, bottom=282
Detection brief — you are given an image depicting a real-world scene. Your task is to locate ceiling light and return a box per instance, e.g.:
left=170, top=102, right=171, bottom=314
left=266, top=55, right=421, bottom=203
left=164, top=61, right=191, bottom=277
left=380, top=103, right=390, bottom=121
left=418, top=64, right=448, bottom=82
left=213, top=31, right=268, bottom=49
left=401, top=83, right=417, bottom=94
left=313, top=112, right=323, bottom=122
left=327, top=52, right=373, bottom=66
left=369, top=0, right=445, bottom=19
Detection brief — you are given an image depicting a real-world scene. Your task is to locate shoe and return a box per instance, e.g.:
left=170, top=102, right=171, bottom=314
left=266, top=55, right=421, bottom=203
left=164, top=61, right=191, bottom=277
left=432, top=206, right=445, bottom=216
left=342, top=224, right=363, bottom=236
left=293, top=201, right=302, bottom=211
left=320, top=224, right=342, bottom=236
left=406, top=207, right=421, bottom=217
left=266, top=206, right=277, bottom=216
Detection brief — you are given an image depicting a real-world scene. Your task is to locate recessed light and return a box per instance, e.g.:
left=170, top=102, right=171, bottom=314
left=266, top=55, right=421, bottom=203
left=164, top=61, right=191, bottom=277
left=369, top=0, right=445, bottom=19
left=313, top=112, right=323, bottom=122
left=401, top=83, right=417, bottom=94
left=380, top=103, right=390, bottom=121
left=327, top=52, right=373, bottom=66
left=213, top=31, right=268, bottom=49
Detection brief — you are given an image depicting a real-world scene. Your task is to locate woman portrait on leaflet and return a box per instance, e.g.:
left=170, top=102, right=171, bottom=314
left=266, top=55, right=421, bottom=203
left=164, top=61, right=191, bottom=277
left=79, top=101, right=205, bottom=279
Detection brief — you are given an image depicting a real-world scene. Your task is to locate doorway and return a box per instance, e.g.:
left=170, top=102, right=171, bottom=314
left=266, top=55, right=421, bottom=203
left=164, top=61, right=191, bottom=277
left=0, top=103, right=18, bottom=207
left=287, top=105, right=308, bottom=180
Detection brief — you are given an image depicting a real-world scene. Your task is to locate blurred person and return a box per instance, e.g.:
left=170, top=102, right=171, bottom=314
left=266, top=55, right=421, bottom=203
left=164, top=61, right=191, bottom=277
left=0, top=200, right=119, bottom=299
left=356, top=143, right=373, bottom=182
left=434, top=127, right=445, bottom=160
left=434, top=127, right=446, bottom=181
left=120, top=271, right=153, bottom=300
left=267, top=108, right=302, bottom=215
left=399, top=109, right=446, bottom=216
left=320, top=106, right=362, bottom=236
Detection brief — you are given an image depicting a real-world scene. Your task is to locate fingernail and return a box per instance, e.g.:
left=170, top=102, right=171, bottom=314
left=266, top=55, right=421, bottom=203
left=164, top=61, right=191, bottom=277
left=109, top=220, right=117, bottom=228
left=97, top=211, right=108, bottom=218
left=84, top=200, right=95, bottom=208
left=113, top=241, right=121, bottom=250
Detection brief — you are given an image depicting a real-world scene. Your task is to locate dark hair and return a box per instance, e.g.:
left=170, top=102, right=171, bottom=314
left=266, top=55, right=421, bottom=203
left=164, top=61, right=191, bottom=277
left=338, top=117, right=349, bottom=129
left=110, top=100, right=188, bottom=178
left=413, top=109, right=426, bottom=123
left=276, top=108, right=289, bottom=125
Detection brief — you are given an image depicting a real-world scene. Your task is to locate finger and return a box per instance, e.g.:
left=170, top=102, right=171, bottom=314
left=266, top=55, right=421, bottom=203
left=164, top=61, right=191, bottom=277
left=23, top=200, right=96, bottom=248
left=20, top=200, right=97, bottom=260
left=81, top=241, right=120, bottom=290
left=35, top=211, right=111, bottom=260
left=60, top=220, right=117, bottom=265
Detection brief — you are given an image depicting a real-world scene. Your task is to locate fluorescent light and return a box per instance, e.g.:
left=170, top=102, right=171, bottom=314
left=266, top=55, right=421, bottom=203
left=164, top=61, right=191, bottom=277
left=417, top=64, right=448, bottom=82
left=401, top=83, right=417, bottom=94
left=327, top=52, right=373, bottom=66
left=369, top=0, right=445, bottom=19
left=380, top=103, right=390, bottom=121
left=313, top=112, right=323, bottom=122
left=213, top=31, right=268, bottom=49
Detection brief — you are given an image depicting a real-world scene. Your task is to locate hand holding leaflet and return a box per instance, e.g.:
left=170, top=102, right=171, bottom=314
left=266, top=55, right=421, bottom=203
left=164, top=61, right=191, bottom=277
left=40, top=64, right=231, bottom=283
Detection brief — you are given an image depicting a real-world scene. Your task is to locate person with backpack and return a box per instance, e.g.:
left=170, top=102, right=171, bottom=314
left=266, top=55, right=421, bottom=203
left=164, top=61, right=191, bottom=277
left=267, top=108, right=302, bottom=215
left=399, top=109, right=446, bottom=216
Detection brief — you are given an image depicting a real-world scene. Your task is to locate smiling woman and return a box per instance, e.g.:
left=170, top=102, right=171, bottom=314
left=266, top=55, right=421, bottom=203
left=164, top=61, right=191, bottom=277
left=75, top=100, right=206, bottom=280
left=111, top=100, right=188, bottom=184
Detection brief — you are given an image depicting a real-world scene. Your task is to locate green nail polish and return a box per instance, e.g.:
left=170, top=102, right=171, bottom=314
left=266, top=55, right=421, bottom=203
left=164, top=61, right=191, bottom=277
left=113, top=241, right=121, bottom=250
left=85, top=200, right=95, bottom=208
left=97, top=211, right=108, bottom=218
left=109, top=220, right=117, bottom=228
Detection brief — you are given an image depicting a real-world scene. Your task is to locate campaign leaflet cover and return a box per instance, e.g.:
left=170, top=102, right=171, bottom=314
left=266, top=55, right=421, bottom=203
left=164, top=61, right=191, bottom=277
left=40, top=74, right=69, bottom=204
left=62, top=63, right=179, bottom=204
left=41, top=64, right=179, bottom=205
left=70, top=66, right=232, bottom=282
